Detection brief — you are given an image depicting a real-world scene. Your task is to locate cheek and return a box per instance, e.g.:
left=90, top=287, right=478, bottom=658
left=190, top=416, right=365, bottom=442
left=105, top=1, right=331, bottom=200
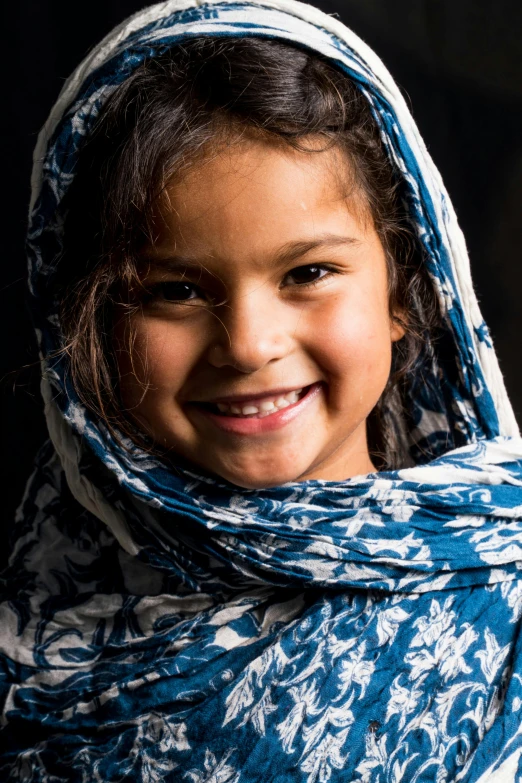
left=308, top=291, right=393, bottom=392
left=115, top=317, right=201, bottom=402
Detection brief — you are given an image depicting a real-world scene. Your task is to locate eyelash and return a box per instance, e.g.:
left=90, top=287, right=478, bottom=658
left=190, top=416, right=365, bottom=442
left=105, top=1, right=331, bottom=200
left=284, top=264, right=337, bottom=289
left=144, top=264, right=339, bottom=305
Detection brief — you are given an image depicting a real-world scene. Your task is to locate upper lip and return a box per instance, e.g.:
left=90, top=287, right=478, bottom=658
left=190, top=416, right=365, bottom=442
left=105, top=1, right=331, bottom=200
left=192, top=384, right=313, bottom=405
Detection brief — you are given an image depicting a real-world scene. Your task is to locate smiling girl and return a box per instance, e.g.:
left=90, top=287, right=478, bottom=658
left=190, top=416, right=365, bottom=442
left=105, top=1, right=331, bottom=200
left=2, top=2, right=522, bottom=782
left=114, top=135, right=405, bottom=485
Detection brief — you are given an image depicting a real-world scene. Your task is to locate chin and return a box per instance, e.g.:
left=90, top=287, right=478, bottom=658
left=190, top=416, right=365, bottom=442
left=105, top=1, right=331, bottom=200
left=228, top=476, right=293, bottom=490
left=215, top=461, right=308, bottom=490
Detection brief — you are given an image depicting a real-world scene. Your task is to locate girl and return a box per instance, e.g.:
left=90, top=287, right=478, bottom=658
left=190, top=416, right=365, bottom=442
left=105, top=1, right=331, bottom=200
left=1, top=1, right=522, bottom=781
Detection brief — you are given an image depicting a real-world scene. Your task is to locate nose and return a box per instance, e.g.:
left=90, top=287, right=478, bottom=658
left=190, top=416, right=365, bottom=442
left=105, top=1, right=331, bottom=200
left=206, top=290, right=294, bottom=373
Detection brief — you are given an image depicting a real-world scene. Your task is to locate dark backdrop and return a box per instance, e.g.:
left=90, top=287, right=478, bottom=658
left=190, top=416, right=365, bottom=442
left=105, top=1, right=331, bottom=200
left=2, top=0, right=522, bottom=528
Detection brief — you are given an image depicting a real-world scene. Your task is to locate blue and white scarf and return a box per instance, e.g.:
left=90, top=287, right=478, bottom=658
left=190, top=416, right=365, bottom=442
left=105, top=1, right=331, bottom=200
left=2, top=1, right=522, bottom=781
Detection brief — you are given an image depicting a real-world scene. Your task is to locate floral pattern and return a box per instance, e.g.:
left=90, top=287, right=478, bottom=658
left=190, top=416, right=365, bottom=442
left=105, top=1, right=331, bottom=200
left=1, top=1, right=522, bottom=782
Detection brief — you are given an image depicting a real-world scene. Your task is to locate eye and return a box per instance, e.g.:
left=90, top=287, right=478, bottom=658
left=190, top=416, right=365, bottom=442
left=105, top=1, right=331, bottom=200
left=149, top=281, right=202, bottom=302
left=284, top=264, right=334, bottom=287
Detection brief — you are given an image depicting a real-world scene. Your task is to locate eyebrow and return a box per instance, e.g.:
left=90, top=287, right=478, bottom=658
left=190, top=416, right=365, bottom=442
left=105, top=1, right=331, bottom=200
left=139, top=234, right=360, bottom=273
left=274, top=235, right=360, bottom=265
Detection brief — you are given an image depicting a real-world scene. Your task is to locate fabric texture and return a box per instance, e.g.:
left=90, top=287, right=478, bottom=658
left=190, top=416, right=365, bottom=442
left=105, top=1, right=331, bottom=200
left=2, top=1, right=522, bottom=781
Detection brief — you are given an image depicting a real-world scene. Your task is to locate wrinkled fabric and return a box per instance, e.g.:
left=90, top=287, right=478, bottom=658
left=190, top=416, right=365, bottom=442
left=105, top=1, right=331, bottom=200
left=2, top=1, right=522, bottom=781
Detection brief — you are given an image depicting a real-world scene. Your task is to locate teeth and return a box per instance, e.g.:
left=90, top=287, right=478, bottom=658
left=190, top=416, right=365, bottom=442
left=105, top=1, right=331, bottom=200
left=213, top=388, right=305, bottom=417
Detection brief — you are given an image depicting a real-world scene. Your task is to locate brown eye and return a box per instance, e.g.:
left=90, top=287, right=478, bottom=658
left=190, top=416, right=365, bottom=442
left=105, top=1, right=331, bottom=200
left=285, top=265, right=331, bottom=286
left=154, top=282, right=201, bottom=301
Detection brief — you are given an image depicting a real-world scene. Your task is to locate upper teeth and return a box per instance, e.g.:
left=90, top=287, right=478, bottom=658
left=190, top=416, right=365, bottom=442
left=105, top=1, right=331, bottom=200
left=216, top=389, right=303, bottom=417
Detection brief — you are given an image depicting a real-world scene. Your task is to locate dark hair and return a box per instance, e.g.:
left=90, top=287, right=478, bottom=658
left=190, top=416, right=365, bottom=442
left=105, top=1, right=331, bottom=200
left=57, top=37, right=440, bottom=470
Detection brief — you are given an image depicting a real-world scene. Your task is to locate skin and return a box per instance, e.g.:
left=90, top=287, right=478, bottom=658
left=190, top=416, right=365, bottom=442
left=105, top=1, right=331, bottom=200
left=115, top=136, right=405, bottom=488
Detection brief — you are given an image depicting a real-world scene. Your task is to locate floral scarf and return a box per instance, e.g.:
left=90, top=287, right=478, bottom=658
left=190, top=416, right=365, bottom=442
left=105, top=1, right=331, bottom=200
left=2, top=2, right=522, bottom=781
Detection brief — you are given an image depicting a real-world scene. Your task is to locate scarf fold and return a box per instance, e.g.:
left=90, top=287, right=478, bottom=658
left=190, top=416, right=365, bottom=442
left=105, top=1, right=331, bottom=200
left=2, top=2, right=522, bottom=781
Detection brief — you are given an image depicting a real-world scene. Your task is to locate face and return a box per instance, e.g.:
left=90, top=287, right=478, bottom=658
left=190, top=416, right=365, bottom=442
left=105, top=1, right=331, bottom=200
left=115, top=136, right=404, bottom=488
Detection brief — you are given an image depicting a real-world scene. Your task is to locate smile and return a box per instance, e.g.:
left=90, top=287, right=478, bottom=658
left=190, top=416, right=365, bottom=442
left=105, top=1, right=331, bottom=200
left=188, top=383, right=322, bottom=435
left=215, top=387, right=306, bottom=418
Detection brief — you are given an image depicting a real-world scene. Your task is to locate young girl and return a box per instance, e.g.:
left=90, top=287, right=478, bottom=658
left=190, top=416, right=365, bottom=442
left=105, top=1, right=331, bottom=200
left=1, top=1, right=522, bottom=781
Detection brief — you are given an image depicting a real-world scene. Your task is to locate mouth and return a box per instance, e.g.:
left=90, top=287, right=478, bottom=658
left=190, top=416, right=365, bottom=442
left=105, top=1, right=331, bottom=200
left=195, top=386, right=310, bottom=418
left=187, top=383, right=322, bottom=435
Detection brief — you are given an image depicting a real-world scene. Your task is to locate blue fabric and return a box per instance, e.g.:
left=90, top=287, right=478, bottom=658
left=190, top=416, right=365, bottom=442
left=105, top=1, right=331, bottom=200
left=2, top=2, right=522, bottom=781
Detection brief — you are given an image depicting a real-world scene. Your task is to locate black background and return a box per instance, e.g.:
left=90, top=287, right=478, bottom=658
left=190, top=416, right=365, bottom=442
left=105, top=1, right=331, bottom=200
left=2, top=0, right=521, bottom=528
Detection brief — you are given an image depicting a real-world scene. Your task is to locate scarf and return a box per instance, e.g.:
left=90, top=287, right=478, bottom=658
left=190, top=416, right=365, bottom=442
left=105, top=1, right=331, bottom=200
left=2, top=2, right=522, bottom=781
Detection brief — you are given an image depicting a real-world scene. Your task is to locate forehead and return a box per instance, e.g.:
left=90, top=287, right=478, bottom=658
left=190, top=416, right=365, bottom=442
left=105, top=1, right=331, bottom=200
left=149, top=136, right=370, bottom=260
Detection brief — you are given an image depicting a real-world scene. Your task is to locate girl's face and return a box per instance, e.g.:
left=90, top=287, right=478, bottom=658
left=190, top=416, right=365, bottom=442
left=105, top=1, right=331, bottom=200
left=116, top=137, right=404, bottom=488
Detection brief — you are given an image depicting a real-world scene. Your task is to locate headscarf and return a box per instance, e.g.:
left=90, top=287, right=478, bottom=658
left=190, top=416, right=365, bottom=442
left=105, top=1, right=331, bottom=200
left=2, top=1, right=522, bottom=781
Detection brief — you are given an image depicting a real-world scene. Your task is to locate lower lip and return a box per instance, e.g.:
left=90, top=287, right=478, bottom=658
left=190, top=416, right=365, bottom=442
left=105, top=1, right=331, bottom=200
left=189, top=383, right=323, bottom=435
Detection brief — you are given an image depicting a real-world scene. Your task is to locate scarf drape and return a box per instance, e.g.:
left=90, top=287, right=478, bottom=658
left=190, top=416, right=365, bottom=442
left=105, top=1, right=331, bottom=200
left=2, top=2, right=522, bottom=781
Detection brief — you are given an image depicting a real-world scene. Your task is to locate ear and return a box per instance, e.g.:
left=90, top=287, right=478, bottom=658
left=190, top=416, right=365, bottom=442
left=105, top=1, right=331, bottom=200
left=390, top=311, right=407, bottom=343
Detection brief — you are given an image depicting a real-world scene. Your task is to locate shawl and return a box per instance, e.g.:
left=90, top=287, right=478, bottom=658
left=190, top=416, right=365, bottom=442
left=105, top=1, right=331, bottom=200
left=2, top=2, right=522, bottom=781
